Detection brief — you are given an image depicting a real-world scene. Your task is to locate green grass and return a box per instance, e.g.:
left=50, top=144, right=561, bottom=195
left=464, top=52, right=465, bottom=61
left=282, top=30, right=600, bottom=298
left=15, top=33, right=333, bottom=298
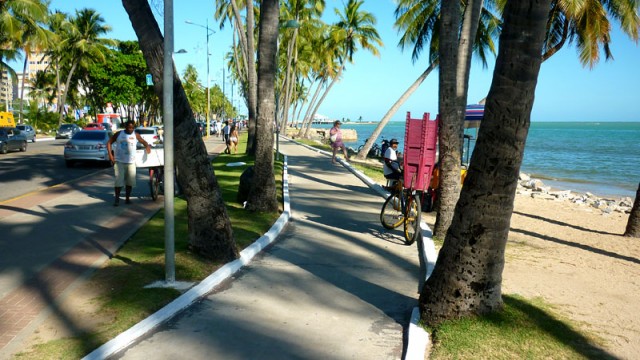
left=428, top=295, right=613, bottom=360
left=16, top=131, right=282, bottom=359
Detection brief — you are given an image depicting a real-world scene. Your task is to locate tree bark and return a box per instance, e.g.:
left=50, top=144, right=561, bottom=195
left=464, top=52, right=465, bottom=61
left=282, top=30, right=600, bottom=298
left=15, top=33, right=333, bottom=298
left=122, top=0, right=238, bottom=262
left=245, top=0, right=258, bottom=155
left=246, top=0, right=279, bottom=212
left=433, top=0, right=483, bottom=239
left=420, top=0, right=551, bottom=325
left=624, top=182, right=640, bottom=237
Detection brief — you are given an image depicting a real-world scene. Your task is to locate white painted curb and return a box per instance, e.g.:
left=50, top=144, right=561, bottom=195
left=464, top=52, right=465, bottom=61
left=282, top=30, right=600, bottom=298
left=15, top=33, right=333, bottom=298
left=83, top=157, right=291, bottom=360
left=288, top=137, right=433, bottom=360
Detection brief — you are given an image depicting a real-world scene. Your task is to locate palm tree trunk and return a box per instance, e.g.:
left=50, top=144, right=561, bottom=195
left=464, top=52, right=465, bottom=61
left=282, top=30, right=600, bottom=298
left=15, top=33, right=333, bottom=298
left=58, top=61, right=78, bottom=123
left=433, top=0, right=484, bottom=239
left=19, top=55, right=29, bottom=123
left=245, top=0, right=258, bottom=155
left=355, top=62, right=437, bottom=160
left=303, top=66, right=342, bottom=138
left=246, top=0, right=279, bottom=212
left=122, top=0, right=238, bottom=262
left=296, top=77, right=324, bottom=137
left=624, top=182, right=640, bottom=237
left=419, top=0, right=551, bottom=325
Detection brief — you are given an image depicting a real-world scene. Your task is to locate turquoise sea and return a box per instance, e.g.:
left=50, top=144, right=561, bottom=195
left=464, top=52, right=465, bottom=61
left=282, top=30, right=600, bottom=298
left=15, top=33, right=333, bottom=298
left=316, top=121, right=640, bottom=198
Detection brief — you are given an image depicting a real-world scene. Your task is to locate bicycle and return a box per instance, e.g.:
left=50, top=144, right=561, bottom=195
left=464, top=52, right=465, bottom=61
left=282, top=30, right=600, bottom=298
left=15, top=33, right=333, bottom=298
left=379, top=177, right=422, bottom=245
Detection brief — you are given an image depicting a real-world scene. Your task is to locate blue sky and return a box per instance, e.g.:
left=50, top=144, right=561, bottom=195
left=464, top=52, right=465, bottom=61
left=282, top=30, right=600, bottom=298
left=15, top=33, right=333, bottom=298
left=41, top=0, right=640, bottom=122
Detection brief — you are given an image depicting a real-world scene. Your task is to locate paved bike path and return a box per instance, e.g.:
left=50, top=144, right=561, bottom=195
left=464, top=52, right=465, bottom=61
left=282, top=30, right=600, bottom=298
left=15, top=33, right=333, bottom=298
left=115, top=138, right=422, bottom=359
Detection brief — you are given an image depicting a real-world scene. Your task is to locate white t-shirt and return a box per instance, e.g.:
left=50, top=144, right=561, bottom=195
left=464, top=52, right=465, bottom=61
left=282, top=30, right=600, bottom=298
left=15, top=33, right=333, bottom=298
left=383, top=147, right=398, bottom=176
left=114, top=131, right=137, bottom=164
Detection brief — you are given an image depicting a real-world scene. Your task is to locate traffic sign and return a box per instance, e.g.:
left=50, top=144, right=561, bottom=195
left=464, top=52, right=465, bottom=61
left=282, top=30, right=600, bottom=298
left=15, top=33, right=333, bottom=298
left=146, top=74, right=153, bottom=86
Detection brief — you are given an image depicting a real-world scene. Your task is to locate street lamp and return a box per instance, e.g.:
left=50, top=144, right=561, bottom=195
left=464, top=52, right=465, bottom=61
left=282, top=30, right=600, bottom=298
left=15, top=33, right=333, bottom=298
left=185, top=19, right=215, bottom=138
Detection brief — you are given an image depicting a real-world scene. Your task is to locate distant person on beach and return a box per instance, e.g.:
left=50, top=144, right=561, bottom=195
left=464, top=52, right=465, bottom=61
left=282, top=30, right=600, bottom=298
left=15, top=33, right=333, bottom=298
left=329, top=120, right=350, bottom=164
left=383, top=138, right=402, bottom=181
left=107, top=120, right=151, bottom=206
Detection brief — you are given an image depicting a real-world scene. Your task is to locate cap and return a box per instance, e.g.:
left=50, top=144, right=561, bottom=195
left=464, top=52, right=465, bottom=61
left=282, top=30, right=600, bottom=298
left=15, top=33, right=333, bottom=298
left=390, top=138, right=399, bottom=145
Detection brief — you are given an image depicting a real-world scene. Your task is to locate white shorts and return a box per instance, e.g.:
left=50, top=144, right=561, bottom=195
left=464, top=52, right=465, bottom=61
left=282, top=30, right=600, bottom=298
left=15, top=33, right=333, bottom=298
left=114, top=162, right=137, bottom=187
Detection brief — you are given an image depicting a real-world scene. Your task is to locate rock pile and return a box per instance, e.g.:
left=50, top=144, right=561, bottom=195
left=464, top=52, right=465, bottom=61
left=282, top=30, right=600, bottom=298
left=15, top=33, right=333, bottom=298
left=516, top=173, right=634, bottom=214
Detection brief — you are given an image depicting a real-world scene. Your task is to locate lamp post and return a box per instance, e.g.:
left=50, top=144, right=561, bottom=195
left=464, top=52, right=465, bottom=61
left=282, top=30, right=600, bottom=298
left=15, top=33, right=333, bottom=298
left=163, top=0, right=176, bottom=283
left=185, top=19, right=214, bottom=138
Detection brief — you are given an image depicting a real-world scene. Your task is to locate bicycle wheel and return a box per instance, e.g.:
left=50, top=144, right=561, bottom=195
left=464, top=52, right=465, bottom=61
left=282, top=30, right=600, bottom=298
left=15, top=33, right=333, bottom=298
left=149, top=168, right=160, bottom=201
left=380, top=193, right=404, bottom=229
left=403, top=194, right=422, bottom=245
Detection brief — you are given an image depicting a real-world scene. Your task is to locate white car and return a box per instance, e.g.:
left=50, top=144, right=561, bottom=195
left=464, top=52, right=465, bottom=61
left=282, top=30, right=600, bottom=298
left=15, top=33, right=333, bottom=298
left=134, top=127, right=161, bottom=147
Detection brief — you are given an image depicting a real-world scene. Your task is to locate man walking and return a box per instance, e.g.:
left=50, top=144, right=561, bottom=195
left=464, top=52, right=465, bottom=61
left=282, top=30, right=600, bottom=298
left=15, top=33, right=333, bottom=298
left=107, top=120, right=151, bottom=206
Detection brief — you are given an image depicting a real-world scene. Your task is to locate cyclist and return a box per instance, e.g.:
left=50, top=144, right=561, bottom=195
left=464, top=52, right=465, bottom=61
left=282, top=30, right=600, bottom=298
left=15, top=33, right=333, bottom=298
left=383, top=138, right=402, bottom=181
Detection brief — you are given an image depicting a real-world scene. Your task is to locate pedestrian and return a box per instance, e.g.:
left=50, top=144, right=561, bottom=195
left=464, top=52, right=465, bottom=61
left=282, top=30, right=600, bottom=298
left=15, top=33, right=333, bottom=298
left=329, top=120, right=349, bottom=164
left=383, top=138, right=402, bottom=181
left=222, top=121, right=231, bottom=153
left=229, top=124, right=239, bottom=154
left=107, top=120, right=151, bottom=206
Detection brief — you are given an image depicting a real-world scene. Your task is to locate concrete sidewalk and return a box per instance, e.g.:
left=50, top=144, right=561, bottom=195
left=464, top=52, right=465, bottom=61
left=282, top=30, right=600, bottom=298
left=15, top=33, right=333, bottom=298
left=112, top=138, right=423, bottom=359
left=0, top=138, right=227, bottom=359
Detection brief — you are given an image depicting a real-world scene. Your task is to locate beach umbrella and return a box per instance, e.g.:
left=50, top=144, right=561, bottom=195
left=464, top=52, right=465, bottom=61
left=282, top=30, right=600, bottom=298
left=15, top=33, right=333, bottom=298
left=464, top=104, right=484, bottom=129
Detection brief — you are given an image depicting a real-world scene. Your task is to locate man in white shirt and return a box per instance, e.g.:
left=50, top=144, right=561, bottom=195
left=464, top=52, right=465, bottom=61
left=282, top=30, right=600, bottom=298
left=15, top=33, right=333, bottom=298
left=383, top=138, right=402, bottom=181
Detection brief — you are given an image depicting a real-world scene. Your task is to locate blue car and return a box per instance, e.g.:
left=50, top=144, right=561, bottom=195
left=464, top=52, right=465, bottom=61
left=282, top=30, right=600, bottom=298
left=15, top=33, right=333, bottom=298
left=0, top=127, right=28, bottom=154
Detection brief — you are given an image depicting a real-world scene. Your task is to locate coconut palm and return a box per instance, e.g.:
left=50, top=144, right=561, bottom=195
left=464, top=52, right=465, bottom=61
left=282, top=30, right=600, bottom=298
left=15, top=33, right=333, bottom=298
left=245, top=0, right=279, bottom=212
left=299, top=0, right=382, bottom=138
left=354, top=0, right=501, bottom=162
left=122, top=0, right=238, bottom=261
left=55, top=9, right=117, bottom=123
left=419, top=0, right=552, bottom=325
left=624, top=183, right=640, bottom=237
left=182, top=64, right=207, bottom=119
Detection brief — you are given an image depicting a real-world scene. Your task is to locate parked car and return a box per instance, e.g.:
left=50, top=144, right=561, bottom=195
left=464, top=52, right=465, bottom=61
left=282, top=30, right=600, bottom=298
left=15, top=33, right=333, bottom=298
left=196, top=121, right=206, bottom=136
left=83, top=123, right=109, bottom=131
left=0, top=127, right=28, bottom=154
left=16, top=124, right=36, bottom=142
left=64, top=130, right=113, bottom=167
left=135, top=127, right=161, bottom=147
left=56, top=123, right=81, bottom=139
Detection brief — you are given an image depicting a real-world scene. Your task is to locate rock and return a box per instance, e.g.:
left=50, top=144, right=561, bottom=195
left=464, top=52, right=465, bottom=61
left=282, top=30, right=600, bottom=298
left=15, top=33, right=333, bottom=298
left=519, top=173, right=531, bottom=181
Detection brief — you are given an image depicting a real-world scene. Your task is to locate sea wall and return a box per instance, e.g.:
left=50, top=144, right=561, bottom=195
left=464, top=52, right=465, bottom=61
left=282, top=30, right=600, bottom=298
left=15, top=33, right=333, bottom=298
left=286, top=127, right=357, bottom=142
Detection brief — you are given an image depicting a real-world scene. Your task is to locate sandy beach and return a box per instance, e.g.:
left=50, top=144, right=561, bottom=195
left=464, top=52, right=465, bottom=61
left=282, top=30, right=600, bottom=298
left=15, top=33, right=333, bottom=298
left=424, top=192, right=640, bottom=359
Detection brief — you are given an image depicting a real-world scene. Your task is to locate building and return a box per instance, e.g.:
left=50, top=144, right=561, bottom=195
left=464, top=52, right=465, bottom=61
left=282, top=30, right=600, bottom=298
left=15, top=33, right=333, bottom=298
left=0, top=70, right=14, bottom=111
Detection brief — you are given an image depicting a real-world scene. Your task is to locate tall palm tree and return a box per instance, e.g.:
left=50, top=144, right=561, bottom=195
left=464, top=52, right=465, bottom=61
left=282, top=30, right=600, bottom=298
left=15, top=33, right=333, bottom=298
left=55, top=9, right=116, bottom=123
left=624, top=182, right=640, bottom=237
left=354, top=0, right=500, bottom=162
left=9, top=0, right=50, bottom=122
left=419, top=0, right=552, bottom=325
left=122, top=0, right=238, bottom=262
left=246, top=0, right=279, bottom=212
left=182, top=64, right=206, bottom=119
left=300, top=0, right=382, bottom=138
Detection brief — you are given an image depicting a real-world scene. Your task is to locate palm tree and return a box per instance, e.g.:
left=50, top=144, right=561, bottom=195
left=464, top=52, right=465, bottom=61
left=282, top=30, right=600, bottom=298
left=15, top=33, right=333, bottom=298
left=354, top=0, right=500, bottom=162
left=55, top=9, right=117, bottom=123
left=299, top=0, right=382, bottom=138
left=9, top=0, right=50, bottom=122
left=246, top=0, right=279, bottom=212
left=182, top=64, right=206, bottom=119
left=122, top=0, right=238, bottom=262
left=624, top=183, right=640, bottom=237
left=419, top=0, right=552, bottom=325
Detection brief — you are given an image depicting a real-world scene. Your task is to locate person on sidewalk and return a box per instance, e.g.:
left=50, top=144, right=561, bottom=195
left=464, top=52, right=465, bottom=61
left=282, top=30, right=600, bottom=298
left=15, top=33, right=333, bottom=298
left=222, top=121, right=231, bottom=154
left=107, top=120, right=151, bottom=206
left=383, top=138, right=402, bottom=181
left=229, top=124, right=239, bottom=154
left=329, top=120, right=350, bottom=164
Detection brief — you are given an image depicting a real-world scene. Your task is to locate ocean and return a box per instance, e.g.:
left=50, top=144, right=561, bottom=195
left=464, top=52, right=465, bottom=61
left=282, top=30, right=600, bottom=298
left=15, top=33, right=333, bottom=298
left=315, top=121, right=640, bottom=198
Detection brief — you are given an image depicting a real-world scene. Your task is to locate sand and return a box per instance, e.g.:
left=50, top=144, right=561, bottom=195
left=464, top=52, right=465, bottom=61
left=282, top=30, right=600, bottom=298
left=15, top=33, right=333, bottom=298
left=424, top=193, right=640, bottom=359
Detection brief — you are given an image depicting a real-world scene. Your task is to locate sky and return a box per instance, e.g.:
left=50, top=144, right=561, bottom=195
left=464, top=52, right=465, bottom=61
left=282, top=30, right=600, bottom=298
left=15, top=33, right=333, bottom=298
left=37, top=0, right=640, bottom=123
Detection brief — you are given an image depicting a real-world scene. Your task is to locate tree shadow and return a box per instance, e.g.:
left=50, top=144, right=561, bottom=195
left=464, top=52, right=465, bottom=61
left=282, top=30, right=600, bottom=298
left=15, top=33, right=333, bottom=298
left=510, top=227, right=640, bottom=265
left=492, top=295, right=620, bottom=359
left=512, top=211, right=620, bottom=236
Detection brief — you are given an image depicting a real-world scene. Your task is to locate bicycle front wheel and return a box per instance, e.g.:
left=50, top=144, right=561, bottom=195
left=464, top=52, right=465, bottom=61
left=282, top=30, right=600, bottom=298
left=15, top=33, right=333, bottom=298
left=403, top=194, right=422, bottom=245
left=149, top=168, right=160, bottom=201
left=380, top=193, right=404, bottom=229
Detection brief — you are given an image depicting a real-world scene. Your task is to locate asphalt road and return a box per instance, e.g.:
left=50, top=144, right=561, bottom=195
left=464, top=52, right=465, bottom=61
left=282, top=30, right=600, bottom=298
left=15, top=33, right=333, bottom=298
left=0, top=137, right=109, bottom=202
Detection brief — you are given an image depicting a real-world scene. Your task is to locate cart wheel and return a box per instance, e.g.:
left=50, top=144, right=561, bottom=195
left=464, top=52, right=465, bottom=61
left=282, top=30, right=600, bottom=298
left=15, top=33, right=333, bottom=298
left=149, top=168, right=160, bottom=201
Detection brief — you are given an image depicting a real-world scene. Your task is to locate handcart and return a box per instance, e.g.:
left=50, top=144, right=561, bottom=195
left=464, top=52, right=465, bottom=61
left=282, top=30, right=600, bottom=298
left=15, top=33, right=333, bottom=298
left=135, top=145, right=164, bottom=201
